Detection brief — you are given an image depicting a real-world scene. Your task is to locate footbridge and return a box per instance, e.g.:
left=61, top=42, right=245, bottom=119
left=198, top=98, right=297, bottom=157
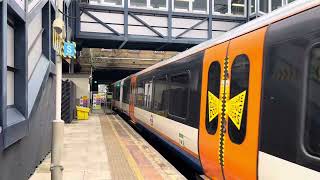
left=70, top=0, right=247, bottom=51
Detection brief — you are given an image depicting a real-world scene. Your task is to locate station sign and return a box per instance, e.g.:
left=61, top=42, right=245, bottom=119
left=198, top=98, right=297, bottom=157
left=63, top=41, right=76, bottom=59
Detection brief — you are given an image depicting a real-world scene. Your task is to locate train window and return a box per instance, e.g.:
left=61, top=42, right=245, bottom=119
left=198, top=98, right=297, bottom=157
left=153, top=76, right=169, bottom=117
left=112, top=85, right=116, bottom=99
left=305, top=45, right=320, bottom=156
left=114, top=83, right=121, bottom=101
left=116, top=86, right=120, bottom=101
left=136, top=80, right=145, bottom=108
left=168, top=72, right=190, bottom=119
left=206, top=61, right=221, bottom=135
left=228, top=54, right=250, bottom=144
left=144, top=80, right=153, bottom=109
left=123, top=79, right=130, bottom=104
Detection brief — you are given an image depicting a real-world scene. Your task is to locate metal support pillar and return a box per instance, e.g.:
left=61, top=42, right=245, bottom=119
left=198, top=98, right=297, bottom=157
left=208, top=0, right=213, bottom=39
left=51, top=0, right=65, bottom=180
left=168, top=0, right=172, bottom=41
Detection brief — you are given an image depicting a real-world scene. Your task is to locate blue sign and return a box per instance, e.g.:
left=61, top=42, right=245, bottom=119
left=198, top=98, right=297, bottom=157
left=63, top=41, right=76, bottom=58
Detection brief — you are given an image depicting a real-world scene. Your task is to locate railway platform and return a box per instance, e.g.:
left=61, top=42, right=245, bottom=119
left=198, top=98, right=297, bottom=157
left=29, top=112, right=185, bottom=180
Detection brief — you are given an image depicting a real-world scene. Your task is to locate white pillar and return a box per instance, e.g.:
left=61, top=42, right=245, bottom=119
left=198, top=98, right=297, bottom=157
left=51, top=0, right=65, bottom=180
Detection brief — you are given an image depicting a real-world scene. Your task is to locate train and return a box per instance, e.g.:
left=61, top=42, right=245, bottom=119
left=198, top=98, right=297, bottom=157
left=111, top=0, right=320, bottom=179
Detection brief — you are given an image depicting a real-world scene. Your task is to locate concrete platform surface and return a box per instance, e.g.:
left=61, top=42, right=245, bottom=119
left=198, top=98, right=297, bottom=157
left=29, top=114, right=186, bottom=180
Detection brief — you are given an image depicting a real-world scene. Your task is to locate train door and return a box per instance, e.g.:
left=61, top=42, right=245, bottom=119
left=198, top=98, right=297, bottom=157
left=222, top=27, right=267, bottom=180
left=129, top=76, right=137, bottom=123
left=199, top=27, right=267, bottom=179
left=199, top=42, right=229, bottom=180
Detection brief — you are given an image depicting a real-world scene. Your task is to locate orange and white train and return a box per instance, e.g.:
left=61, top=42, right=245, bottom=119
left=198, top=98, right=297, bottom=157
left=112, top=0, right=320, bottom=179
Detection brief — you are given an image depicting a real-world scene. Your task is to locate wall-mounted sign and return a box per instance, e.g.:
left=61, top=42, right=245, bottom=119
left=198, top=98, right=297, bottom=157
left=63, top=41, right=76, bottom=59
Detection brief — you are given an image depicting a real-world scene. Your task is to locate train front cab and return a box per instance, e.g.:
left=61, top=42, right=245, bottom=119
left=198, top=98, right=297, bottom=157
left=199, top=4, right=320, bottom=180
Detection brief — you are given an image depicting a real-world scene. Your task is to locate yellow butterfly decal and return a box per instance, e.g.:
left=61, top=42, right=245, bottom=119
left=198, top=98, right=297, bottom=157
left=208, top=90, right=247, bottom=130
left=208, top=91, right=221, bottom=122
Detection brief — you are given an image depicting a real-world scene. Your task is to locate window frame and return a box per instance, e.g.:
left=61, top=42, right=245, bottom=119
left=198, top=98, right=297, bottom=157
left=304, top=43, right=320, bottom=158
left=0, top=8, right=28, bottom=149
left=167, top=70, right=191, bottom=121
left=249, top=0, right=256, bottom=15
left=213, top=0, right=247, bottom=17
left=257, top=0, right=294, bottom=14
left=258, top=0, right=268, bottom=14
left=270, top=0, right=283, bottom=11
left=129, top=0, right=169, bottom=11
left=89, top=0, right=124, bottom=7
left=6, top=23, right=15, bottom=107
left=173, top=0, right=209, bottom=14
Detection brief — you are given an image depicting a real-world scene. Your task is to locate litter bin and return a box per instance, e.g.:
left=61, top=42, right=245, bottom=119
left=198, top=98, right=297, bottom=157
left=76, top=106, right=90, bottom=120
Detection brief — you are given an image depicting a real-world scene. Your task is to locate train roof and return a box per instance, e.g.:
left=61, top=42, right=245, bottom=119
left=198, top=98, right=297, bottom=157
left=134, top=0, right=320, bottom=77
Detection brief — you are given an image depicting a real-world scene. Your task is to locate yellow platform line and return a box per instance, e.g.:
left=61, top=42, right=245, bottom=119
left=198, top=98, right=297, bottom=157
left=106, top=115, right=144, bottom=180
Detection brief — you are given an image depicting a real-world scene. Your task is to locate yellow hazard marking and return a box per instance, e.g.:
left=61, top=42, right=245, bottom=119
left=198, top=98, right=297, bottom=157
left=226, top=90, right=246, bottom=130
left=207, top=90, right=247, bottom=130
left=208, top=91, right=221, bottom=122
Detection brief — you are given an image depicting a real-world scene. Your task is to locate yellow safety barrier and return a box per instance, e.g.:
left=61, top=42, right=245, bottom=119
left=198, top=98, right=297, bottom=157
left=76, top=106, right=90, bottom=120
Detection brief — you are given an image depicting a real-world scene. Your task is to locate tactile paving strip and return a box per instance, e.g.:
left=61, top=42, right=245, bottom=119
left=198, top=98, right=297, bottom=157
left=103, top=115, right=186, bottom=180
left=100, top=116, right=138, bottom=180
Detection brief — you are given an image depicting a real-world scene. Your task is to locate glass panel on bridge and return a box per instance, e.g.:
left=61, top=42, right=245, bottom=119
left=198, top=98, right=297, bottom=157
left=250, top=0, right=256, bottom=14
left=89, top=0, right=101, bottom=4
left=174, top=0, right=189, bottom=12
left=130, top=0, right=147, bottom=7
left=193, top=0, right=207, bottom=12
left=150, top=0, right=167, bottom=9
left=101, top=0, right=123, bottom=6
left=271, top=0, right=282, bottom=11
left=259, top=0, right=268, bottom=13
left=214, top=0, right=228, bottom=14
left=231, top=0, right=245, bottom=16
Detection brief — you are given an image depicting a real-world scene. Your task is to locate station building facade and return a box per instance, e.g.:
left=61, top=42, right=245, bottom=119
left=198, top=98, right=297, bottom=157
left=0, top=0, right=56, bottom=179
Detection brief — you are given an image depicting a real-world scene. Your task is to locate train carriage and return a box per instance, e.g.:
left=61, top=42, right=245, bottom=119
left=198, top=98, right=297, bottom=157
left=112, top=0, right=320, bottom=179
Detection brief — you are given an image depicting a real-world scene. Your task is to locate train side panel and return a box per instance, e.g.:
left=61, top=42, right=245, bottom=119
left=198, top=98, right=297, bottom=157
left=133, top=52, right=204, bottom=171
left=134, top=107, right=199, bottom=156
left=259, top=5, right=320, bottom=179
